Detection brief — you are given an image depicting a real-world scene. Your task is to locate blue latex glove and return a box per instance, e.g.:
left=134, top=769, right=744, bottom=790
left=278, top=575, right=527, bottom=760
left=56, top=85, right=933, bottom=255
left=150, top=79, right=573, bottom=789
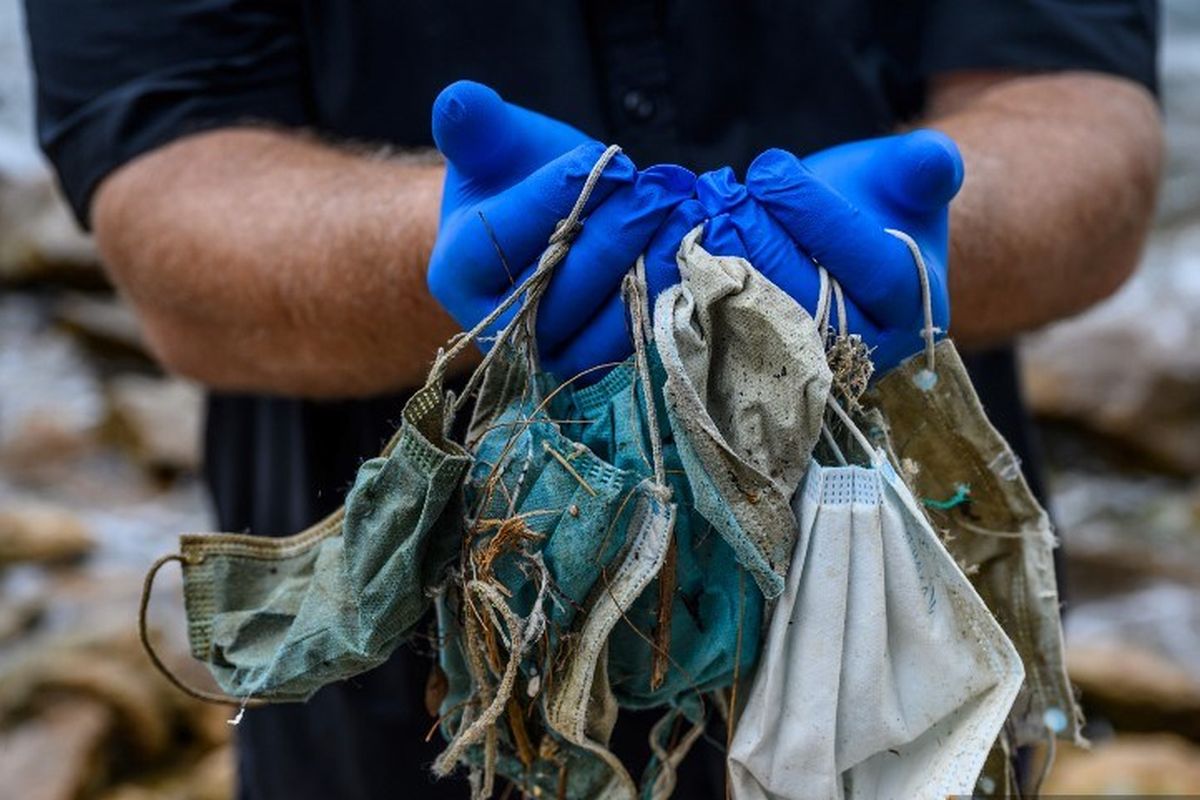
left=651, top=130, right=963, bottom=376
left=433, top=80, right=592, bottom=221
left=428, top=81, right=695, bottom=380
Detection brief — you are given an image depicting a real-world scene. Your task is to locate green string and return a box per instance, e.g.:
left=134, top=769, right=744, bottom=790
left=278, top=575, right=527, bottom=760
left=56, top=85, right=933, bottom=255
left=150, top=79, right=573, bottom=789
left=922, top=483, right=971, bottom=511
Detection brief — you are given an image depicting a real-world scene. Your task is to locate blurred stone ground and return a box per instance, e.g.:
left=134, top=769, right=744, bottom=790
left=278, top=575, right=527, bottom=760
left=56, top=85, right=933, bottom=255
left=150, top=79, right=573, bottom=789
left=1, top=1, right=1199, bottom=798
left=1020, top=2, right=1200, bottom=792
left=1, top=4, right=232, bottom=798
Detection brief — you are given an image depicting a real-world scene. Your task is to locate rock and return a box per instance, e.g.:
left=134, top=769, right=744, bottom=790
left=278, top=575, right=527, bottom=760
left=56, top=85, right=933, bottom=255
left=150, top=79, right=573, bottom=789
left=0, top=175, right=98, bottom=284
left=1021, top=224, right=1200, bottom=474
left=1066, top=583, right=1200, bottom=695
left=106, top=374, right=204, bottom=474
left=1159, top=0, right=1200, bottom=224
left=98, top=746, right=234, bottom=800
left=0, top=595, right=41, bottom=642
left=185, top=746, right=236, bottom=800
left=0, top=627, right=233, bottom=796
left=0, top=700, right=115, bottom=800
left=55, top=292, right=148, bottom=359
left=0, top=633, right=173, bottom=760
left=1050, top=470, right=1200, bottom=593
left=1068, top=642, right=1200, bottom=741
left=1044, top=734, right=1200, bottom=794
left=0, top=502, right=93, bottom=565
left=0, top=297, right=106, bottom=468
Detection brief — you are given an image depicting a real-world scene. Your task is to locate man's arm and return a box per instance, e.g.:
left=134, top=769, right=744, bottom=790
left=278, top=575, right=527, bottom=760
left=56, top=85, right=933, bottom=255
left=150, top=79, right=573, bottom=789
left=922, top=71, right=1163, bottom=347
left=92, top=128, right=458, bottom=398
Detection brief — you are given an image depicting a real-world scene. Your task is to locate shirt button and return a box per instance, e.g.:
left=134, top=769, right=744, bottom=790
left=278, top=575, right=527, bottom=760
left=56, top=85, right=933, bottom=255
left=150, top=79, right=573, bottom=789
left=622, top=89, right=656, bottom=122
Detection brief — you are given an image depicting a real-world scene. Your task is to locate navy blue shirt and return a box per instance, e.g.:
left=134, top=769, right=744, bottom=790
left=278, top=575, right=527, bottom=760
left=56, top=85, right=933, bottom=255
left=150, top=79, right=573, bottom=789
left=26, top=1, right=1157, bottom=798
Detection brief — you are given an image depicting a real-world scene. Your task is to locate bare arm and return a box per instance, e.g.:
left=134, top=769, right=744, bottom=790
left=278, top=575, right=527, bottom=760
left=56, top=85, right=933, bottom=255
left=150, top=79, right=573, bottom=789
left=92, top=128, right=463, bottom=397
left=921, top=71, right=1163, bottom=347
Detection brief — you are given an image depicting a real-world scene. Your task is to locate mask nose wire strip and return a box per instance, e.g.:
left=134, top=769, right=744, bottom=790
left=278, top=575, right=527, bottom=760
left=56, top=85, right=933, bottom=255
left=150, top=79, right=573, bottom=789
left=138, top=552, right=268, bottom=710
left=626, top=257, right=668, bottom=494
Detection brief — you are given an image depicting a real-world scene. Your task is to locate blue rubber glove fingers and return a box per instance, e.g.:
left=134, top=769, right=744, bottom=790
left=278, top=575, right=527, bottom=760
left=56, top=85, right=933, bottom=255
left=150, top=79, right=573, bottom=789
left=432, top=80, right=592, bottom=218
left=541, top=291, right=634, bottom=382
left=750, top=131, right=964, bottom=374
left=427, top=141, right=635, bottom=334
left=643, top=198, right=708, bottom=299
left=694, top=167, right=827, bottom=317
left=801, top=129, right=963, bottom=219
left=797, top=129, right=962, bottom=320
left=529, top=164, right=695, bottom=353
left=692, top=168, right=750, bottom=262
left=539, top=164, right=694, bottom=379
left=746, top=147, right=926, bottom=330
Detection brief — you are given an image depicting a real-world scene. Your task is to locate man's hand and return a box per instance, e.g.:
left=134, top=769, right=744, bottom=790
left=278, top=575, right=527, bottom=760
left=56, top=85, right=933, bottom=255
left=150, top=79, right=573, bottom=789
left=749, top=131, right=962, bottom=373
left=91, top=69, right=1158, bottom=398
left=652, top=131, right=962, bottom=375
left=433, top=80, right=593, bottom=219
left=429, top=83, right=694, bottom=381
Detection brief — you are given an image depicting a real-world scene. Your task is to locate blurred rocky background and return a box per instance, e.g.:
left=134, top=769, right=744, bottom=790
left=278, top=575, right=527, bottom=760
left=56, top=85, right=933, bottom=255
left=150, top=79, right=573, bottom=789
left=1019, top=2, right=1200, bottom=793
left=1, top=1, right=1198, bottom=798
left=1, top=2, right=228, bottom=798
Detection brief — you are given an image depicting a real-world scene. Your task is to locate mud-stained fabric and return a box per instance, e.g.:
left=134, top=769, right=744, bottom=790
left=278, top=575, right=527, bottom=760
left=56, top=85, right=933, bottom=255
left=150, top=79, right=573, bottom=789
left=176, top=381, right=470, bottom=701
left=556, top=359, right=765, bottom=711
left=435, top=347, right=765, bottom=799
left=865, top=340, right=1080, bottom=749
left=150, top=147, right=1035, bottom=800
left=727, top=458, right=1024, bottom=800
left=654, top=227, right=832, bottom=598
left=428, top=227, right=839, bottom=798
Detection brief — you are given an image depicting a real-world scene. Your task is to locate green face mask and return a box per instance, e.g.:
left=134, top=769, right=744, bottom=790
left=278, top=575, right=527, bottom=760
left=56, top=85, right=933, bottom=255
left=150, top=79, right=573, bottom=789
left=140, top=380, right=470, bottom=705
left=137, top=150, right=632, bottom=716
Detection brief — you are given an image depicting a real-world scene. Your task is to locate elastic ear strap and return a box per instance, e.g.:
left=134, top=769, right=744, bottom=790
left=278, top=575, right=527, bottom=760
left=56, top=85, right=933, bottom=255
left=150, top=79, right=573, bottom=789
left=138, top=553, right=267, bottom=709
left=884, top=227, right=937, bottom=373
left=820, top=421, right=849, bottom=467
left=832, top=280, right=848, bottom=339
left=826, top=393, right=880, bottom=464
left=814, top=266, right=832, bottom=336
left=624, top=258, right=668, bottom=492
left=434, top=143, right=625, bottom=410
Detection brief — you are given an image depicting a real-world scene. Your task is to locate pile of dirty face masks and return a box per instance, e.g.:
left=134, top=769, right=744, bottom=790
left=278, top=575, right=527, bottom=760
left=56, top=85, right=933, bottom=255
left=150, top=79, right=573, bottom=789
left=141, top=146, right=1083, bottom=799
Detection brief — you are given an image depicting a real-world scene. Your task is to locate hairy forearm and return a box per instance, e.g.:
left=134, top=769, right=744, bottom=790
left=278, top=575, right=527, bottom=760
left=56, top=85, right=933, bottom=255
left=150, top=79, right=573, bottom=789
left=93, top=128, right=463, bottom=397
left=921, top=71, right=1163, bottom=347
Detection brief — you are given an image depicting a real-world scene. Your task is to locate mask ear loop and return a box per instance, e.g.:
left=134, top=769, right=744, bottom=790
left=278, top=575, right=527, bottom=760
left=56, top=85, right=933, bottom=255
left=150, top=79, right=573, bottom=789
left=813, top=265, right=851, bottom=466
left=623, top=257, right=668, bottom=495
left=138, top=553, right=269, bottom=716
left=884, top=227, right=938, bottom=386
left=821, top=227, right=939, bottom=464
left=831, top=279, right=849, bottom=340
left=424, top=143, right=624, bottom=415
